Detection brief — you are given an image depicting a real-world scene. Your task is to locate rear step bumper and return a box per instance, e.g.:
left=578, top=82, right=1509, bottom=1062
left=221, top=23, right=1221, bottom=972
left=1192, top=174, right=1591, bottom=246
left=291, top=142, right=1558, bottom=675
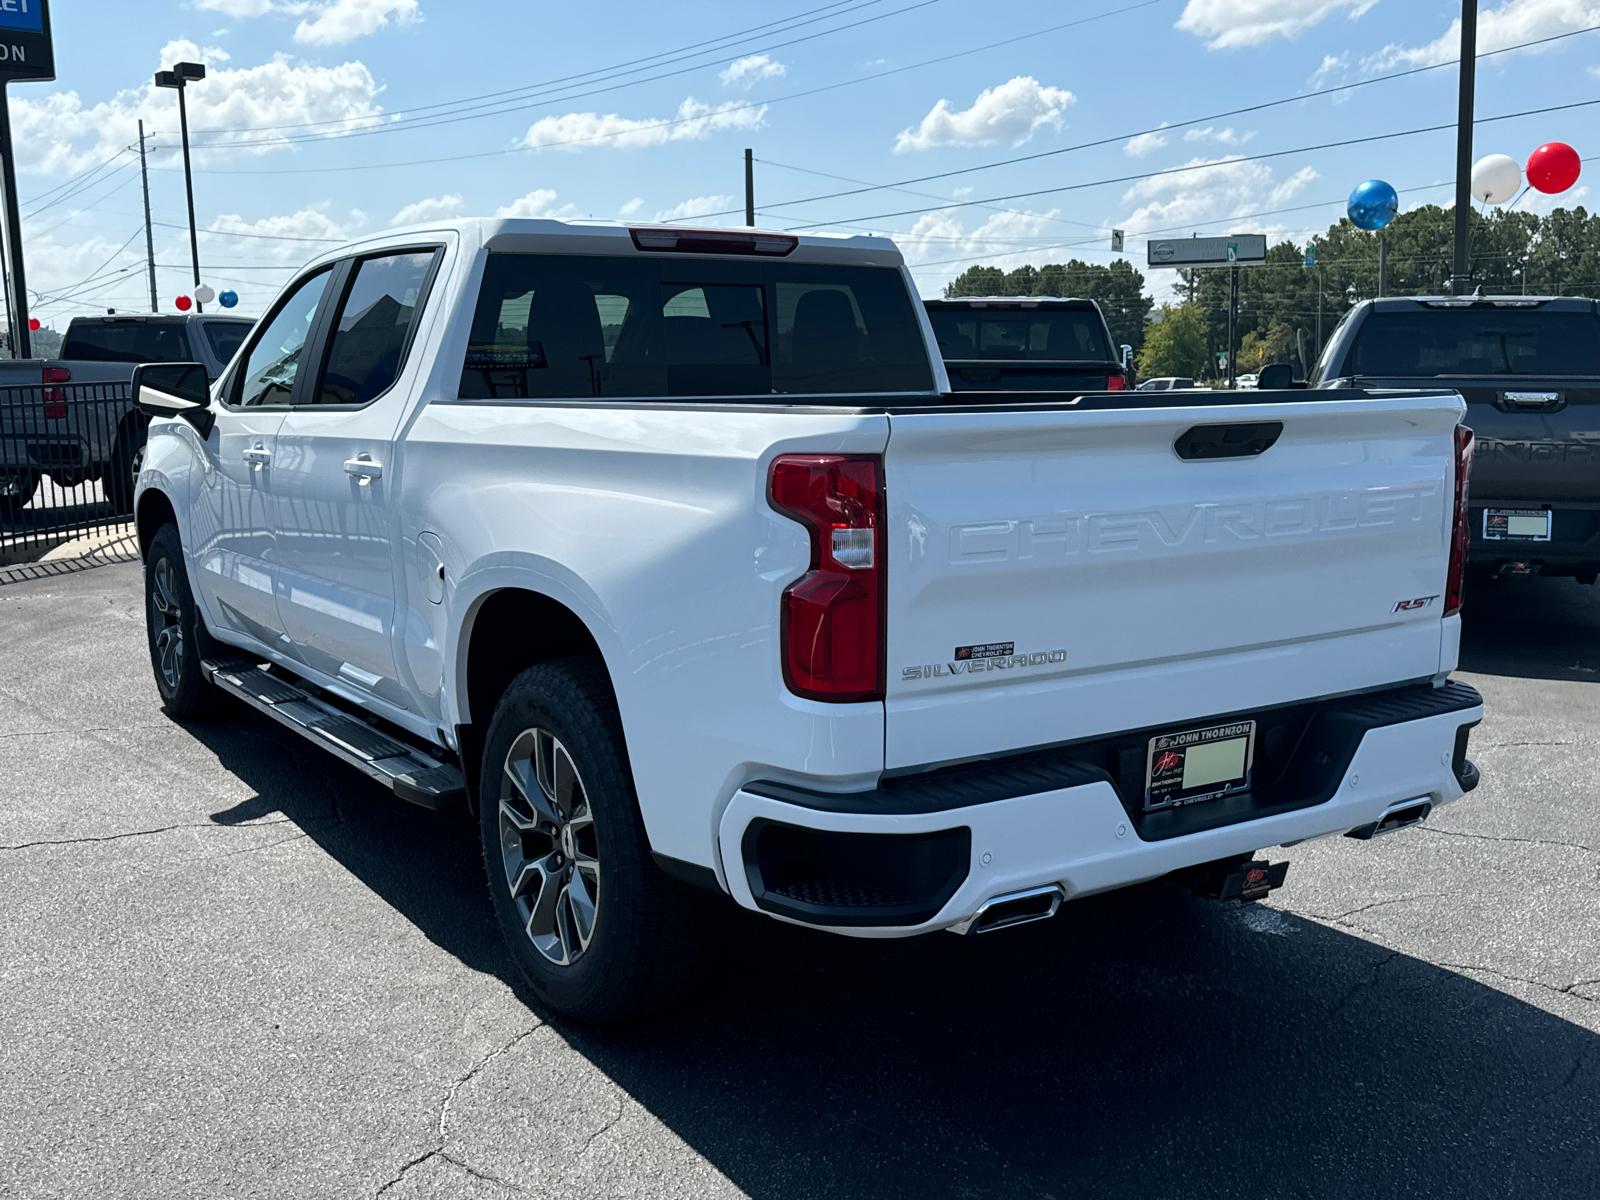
left=719, top=689, right=1482, bottom=938
left=202, top=658, right=466, bottom=810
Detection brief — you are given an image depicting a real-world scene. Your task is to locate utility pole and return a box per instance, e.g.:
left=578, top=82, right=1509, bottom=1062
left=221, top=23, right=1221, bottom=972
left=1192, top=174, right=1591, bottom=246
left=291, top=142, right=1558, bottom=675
left=1451, top=0, right=1477, bottom=295
left=1226, top=264, right=1239, bottom=388
left=156, top=62, right=206, bottom=312
left=0, top=93, right=31, bottom=359
left=138, top=121, right=157, bottom=313
left=1379, top=234, right=1388, bottom=297
left=744, top=148, right=755, bottom=227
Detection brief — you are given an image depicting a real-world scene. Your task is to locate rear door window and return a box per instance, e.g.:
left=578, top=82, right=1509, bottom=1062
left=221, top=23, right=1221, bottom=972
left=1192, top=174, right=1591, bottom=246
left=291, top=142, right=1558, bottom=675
left=460, top=253, right=932, bottom=399
left=62, top=320, right=192, bottom=363
left=1347, top=309, right=1600, bottom=376
left=313, top=250, right=439, bottom=405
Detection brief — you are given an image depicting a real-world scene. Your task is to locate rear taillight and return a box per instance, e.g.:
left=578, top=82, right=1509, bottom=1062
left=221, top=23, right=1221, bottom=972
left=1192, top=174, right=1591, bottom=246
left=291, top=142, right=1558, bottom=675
left=42, top=393, right=66, bottom=419
left=41, top=367, right=70, bottom=384
left=768, top=454, right=884, bottom=702
left=1444, top=424, right=1474, bottom=617
left=1106, top=373, right=1127, bottom=391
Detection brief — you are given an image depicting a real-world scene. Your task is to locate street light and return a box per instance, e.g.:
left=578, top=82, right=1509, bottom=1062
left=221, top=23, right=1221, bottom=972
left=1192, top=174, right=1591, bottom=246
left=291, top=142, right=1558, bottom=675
left=155, top=61, right=205, bottom=313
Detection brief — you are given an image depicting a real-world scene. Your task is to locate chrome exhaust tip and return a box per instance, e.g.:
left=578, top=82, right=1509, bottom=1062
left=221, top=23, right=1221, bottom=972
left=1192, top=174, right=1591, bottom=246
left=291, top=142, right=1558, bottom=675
left=951, top=884, right=1065, bottom=935
left=1346, top=797, right=1433, bottom=841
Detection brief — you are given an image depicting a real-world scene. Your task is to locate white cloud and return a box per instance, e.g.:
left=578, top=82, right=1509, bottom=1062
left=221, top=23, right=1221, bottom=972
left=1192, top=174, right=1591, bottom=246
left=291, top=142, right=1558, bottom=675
left=195, top=0, right=274, bottom=15
left=720, top=54, right=785, bottom=88
left=390, top=194, right=463, bottom=226
left=295, top=0, right=419, bottom=45
left=1119, top=155, right=1319, bottom=237
left=1176, top=0, right=1377, bottom=49
left=894, top=77, right=1074, bottom=153
left=894, top=208, right=1064, bottom=287
left=1268, top=165, right=1319, bottom=204
left=654, top=195, right=736, bottom=223
left=206, top=207, right=352, bottom=258
left=619, top=197, right=644, bottom=217
left=1520, top=183, right=1589, bottom=215
left=11, top=39, right=385, bottom=175
left=1367, top=0, right=1600, bottom=69
left=522, top=97, right=764, bottom=151
left=1184, top=126, right=1253, bottom=145
left=495, top=189, right=577, bottom=219
left=1124, top=124, right=1170, bottom=157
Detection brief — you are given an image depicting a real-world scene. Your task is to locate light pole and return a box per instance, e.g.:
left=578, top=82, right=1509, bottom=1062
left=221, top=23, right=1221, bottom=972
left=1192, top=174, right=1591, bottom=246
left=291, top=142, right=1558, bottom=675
left=155, top=61, right=206, bottom=312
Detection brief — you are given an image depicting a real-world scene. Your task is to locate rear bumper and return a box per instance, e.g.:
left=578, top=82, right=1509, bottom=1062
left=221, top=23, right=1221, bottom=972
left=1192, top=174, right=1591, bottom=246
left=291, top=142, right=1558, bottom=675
left=1469, top=504, right=1600, bottom=574
left=719, top=682, right=1482, bottom=937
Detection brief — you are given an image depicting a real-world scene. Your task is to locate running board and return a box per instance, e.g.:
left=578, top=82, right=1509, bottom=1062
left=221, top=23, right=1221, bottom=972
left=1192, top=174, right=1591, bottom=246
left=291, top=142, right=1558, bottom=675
left=202, top=657, right=465, bottom=811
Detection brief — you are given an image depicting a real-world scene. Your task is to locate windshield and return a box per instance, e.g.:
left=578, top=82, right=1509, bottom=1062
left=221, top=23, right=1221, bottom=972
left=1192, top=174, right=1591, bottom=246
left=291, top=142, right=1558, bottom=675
left=203, top=321, right=251, bottom=366
left=460, top=253, right=933, bottom=399
left=1346, top=309, right=1600, bottom=376
left=62, top=320, right=192, bottom=364
left=927, top=307, right=1112, bottom=361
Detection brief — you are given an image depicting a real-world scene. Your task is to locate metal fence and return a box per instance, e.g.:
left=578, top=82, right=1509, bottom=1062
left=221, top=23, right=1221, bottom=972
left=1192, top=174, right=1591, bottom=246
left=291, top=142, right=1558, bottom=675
left=0, top=380, right=142, bottom=565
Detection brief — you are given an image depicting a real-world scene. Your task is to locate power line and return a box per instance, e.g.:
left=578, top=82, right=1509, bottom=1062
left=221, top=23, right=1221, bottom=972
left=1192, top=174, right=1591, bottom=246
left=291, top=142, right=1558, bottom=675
left=781, top=98, right=1600, bottom=232
left=182, top=0, right=944, bottom=153
left=658, top=22, right=1600, bottom=226
left=174, top=0, right=1161, bottom=175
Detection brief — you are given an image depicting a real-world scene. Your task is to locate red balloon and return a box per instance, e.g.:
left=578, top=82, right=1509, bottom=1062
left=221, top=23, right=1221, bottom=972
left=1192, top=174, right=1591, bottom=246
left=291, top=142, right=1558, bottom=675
left=27, top=317, right=39, bottom=331
left=1527, top=142, right=1581, bottom=194
left=174, top=294, right=192, bottom=312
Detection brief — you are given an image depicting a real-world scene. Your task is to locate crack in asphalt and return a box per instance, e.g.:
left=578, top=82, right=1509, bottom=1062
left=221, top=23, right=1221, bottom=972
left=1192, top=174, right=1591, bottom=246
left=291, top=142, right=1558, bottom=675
left=0, top=723, right=172, bottom=739
left=374, top=1027, right=544, bottom=1198
left=0, top=816, right=306, bottom=852
left=1419, top=826, right=1598, bottom=856
left=1428, top=961, right=1600, bottom=1006
left=1310, top=893, right=1449, bottom=923
left=1330, top=950, right=1401, bottom=1016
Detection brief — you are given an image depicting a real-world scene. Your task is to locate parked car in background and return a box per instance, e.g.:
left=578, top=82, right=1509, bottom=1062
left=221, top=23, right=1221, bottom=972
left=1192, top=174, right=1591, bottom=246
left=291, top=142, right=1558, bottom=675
left=1312, top=295, right=1600, bottom=584
left=0, top=313, right=253, bottom=516
left=1236, top=372, right=1260, bottom=390
left=1135, top=376, right=1196, bottom=392
left=925, top=296, right=1129, bottom=391
left=133, top=218, right=1480, bottom=1023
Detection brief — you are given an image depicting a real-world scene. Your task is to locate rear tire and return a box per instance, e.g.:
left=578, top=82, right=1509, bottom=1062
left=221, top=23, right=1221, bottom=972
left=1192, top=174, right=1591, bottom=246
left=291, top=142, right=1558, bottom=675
left=144, top=522, right=232, bottom=719
left=479, top=657, right=708, bottom=1024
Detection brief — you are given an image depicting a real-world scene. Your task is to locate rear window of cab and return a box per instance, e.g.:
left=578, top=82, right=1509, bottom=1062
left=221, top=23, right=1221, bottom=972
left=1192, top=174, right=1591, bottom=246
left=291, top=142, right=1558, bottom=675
left=459, top=253, right=934, bottom=399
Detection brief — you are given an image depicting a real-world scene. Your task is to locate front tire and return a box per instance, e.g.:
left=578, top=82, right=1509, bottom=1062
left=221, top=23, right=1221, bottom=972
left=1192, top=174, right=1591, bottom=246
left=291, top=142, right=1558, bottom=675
left=144, top=522, right=230, bottom=719
left=479, top=657, right=705, bottom=1023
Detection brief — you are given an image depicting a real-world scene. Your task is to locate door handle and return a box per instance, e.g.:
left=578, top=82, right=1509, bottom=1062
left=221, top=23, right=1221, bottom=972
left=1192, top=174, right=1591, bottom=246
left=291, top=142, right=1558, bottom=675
left=242, top=445, right=272, bottom=466
left=344, top=454, right=383, bottom=483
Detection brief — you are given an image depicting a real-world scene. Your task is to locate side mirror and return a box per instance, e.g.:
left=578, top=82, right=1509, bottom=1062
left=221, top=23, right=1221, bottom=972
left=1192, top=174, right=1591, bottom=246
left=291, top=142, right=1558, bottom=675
left=1257, top=362, right=1305, bottom=391
left=133, top=363, right=214, bottom=438
left=1120, top=343, right=1133, bottom=369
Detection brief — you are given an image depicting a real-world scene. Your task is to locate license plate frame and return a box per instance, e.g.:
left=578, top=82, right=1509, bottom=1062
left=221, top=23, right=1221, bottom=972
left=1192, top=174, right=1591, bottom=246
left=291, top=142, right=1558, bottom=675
left=1144, top=720, right=1257, bottom=812
left=1483, top=508, right=1552, bottom=542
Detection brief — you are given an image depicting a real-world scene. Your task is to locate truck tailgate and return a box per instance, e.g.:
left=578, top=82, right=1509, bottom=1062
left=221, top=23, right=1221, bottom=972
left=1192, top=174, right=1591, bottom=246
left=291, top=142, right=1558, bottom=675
left=882, top=392, right=1464, bottom=770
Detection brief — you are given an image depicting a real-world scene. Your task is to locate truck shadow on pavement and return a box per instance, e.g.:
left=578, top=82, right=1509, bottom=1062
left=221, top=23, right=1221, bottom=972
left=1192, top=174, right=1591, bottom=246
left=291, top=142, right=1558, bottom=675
left=1460, top=572, right=1600, bottom=681
left=185, top=712, right=1600, bottom=1199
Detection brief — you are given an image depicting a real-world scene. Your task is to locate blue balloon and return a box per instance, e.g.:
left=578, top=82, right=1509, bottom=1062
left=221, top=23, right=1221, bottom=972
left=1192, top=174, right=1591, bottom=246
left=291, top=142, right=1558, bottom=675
left=218, top=289, right=239, bottom=308
left=1348, top=179, right=1399, bottom=231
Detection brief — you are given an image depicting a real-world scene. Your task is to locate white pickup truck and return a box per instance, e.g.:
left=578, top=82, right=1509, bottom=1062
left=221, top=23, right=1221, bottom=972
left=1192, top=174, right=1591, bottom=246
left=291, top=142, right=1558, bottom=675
left=131, top=218, right=1483, bottom=1022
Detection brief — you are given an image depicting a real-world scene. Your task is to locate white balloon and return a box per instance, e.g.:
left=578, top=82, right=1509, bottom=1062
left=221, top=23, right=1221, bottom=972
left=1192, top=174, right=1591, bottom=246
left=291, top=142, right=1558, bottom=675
left=195, top=284, right=216, bottom=304
left=1471, top=154, right=1522, bottom=205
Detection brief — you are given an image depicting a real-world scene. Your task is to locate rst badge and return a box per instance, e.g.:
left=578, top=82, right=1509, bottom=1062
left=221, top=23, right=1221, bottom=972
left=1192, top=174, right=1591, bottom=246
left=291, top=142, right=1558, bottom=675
left=1393, top=595, right=1440, bottom=612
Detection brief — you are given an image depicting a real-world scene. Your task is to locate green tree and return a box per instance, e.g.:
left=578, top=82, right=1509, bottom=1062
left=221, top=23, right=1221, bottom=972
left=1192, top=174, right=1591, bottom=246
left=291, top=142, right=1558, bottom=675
left=1138, top=303, right=1209, bottom=380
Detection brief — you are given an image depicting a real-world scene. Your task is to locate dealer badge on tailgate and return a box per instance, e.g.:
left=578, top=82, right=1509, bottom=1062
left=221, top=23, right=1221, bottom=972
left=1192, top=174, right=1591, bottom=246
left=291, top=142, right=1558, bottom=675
left=1144, top=720, right=1257, bottom=812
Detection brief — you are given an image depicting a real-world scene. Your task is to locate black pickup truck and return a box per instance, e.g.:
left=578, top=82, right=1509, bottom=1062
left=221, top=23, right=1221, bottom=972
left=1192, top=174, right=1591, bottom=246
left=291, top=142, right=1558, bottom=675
left=1312, top=295, right=1600, bottom=583
left=925, top=296, right=1130, bottom=391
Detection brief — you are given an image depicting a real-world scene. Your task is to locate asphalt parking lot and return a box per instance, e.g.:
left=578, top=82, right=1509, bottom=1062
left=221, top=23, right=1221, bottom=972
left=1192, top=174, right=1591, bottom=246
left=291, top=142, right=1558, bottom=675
left=2, top=561, right=1597, bottom=1199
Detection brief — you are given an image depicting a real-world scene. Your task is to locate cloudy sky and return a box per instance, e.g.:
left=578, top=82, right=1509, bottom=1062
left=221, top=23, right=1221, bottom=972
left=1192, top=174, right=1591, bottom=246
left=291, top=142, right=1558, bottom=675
left=13, top=0, right=1597, bottom=321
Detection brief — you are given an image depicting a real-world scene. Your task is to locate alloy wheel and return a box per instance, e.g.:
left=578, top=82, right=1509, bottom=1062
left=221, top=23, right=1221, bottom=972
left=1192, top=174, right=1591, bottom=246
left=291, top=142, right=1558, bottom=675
left=499, top=728, right=601, bottom=966
left=150, top=556, right=185, bottom=690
